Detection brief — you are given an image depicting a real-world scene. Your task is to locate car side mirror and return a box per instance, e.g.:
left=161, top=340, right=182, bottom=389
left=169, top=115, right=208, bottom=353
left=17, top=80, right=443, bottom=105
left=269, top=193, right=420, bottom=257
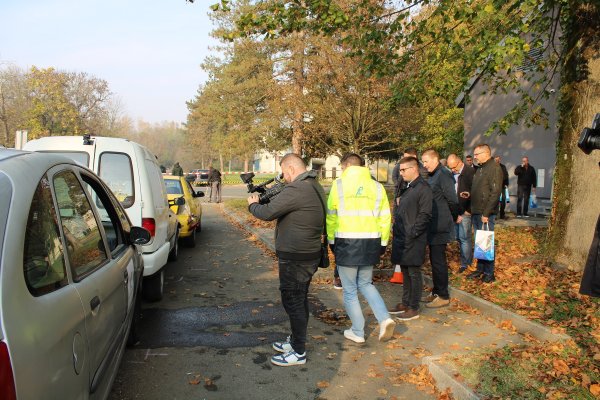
left=130, top=226, right=151, bottom=245
left=195, top=191, right=205, bottom=197
left=168, top=197, right=185, bottom=206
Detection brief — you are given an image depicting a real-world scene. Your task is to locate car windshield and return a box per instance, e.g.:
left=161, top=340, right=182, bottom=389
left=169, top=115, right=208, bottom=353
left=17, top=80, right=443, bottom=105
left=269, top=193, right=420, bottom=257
left=165, top=179, right=183, bottom=195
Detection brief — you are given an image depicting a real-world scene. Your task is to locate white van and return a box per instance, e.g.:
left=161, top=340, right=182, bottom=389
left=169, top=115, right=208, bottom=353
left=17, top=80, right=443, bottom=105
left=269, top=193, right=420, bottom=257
left=24, top=135, right=179, bottom=301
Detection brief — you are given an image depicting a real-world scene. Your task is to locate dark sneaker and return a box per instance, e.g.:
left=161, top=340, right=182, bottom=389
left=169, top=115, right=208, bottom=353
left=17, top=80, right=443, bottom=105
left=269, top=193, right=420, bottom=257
left=333, top=277, right=343, bottom=290
left=389, top=303, right=410, bottom=315
left=271, top=350, right=306, bottom=366
left=272, top=335, right=292, bottom=353
left=482, top=274, right=496, bottom=283
left=467, top=271, right=484, bottom=280
left=396, top=309, right=420, bottom=321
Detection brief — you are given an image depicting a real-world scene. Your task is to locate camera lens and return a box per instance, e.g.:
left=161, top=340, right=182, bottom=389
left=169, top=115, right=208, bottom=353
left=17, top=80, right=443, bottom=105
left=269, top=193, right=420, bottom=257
left=578, top=127, right=600, bottom=155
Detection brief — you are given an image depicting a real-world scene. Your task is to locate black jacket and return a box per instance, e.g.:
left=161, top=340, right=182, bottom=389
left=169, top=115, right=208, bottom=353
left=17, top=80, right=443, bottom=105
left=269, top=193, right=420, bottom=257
left=249, top=170, right=325, bottom=261
left=391, top=177, right=432, bottom=266
left=514, top=165, right=536, bottom=187
left=455, top=164, right=475, bottom=215
left=500, top=163, right=509, bottom=187
left=580, top=215, right=600, bottom=298
left=471, top=158, right=503, bottom=217
left=427, top=164, right=459, bottom=245
left=208, top=168, right=222, bottom=183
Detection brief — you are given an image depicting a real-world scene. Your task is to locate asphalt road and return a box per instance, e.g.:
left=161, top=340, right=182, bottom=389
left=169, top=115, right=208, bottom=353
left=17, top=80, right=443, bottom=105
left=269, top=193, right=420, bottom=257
left=108, top=203, right=350, bottom=400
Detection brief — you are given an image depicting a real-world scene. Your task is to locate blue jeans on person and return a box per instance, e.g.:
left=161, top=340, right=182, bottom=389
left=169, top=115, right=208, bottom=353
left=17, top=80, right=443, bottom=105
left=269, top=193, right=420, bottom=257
left=278, top=258, right=319, bottom=354
left=337, top=265, right=391, bottom=338
left=455, top=214, right=473, bottom=268
left=471, top=214, right=496, bottom=277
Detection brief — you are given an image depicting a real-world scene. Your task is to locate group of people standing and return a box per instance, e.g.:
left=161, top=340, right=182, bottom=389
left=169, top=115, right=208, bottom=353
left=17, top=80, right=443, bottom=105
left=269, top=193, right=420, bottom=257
left=245, top=147, right=534, bottom=368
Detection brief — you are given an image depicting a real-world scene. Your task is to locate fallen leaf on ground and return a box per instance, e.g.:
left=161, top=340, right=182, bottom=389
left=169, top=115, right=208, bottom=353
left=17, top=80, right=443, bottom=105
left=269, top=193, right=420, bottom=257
left=316, top=381, right=330, bottom=389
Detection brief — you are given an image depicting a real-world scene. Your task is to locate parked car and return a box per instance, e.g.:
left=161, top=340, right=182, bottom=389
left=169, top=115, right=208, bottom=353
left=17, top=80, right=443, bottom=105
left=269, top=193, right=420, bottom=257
left=24, top=135, right=179, bottom=301
left=189, top=169, right=210, bottom=186
left=0, top=149, right=151, bottom=400
left=163, top=175, right=205, bottom=247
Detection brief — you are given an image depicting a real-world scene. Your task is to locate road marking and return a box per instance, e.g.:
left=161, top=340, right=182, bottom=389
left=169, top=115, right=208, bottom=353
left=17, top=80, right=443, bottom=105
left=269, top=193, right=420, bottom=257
left=144, top=349, right=169, bottom=360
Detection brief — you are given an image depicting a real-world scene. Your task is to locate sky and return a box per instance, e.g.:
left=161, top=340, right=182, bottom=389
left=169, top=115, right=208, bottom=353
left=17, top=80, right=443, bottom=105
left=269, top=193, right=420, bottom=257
left=0, top=0, right=217, bottom=124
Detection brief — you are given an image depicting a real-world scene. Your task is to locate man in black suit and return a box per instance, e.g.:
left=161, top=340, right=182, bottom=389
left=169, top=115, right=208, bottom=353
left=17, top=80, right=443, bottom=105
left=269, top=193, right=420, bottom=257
left=494, top=156, right=509, bottom=219
left=514, top=156, right=537, bottom=218
left=447, top=154, right=475, bottom=273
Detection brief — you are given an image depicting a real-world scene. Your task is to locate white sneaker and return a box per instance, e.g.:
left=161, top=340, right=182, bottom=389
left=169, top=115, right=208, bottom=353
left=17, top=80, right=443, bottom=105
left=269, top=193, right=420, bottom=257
left=270, top=350, right=306, bottom=366
left=343, top=329, right=365, bottom=343
left=378, top=318, right=396, bottom=341
left=272, top=336, right=293, bottom=353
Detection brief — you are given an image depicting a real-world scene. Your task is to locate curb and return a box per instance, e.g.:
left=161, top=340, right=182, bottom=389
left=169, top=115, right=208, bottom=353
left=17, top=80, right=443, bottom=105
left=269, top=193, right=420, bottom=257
left=222, top=205, right=276, bottom=253
left=421, top=276, right=571, bottom=343
left=422, top=356, right=480, bottom=400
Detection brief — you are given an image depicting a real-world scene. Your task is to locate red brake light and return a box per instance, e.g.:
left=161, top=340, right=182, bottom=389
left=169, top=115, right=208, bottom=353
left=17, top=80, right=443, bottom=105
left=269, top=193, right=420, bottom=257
left=142, top=218, right=156, bottom=237
left=0, top=341, right=16, bottom=400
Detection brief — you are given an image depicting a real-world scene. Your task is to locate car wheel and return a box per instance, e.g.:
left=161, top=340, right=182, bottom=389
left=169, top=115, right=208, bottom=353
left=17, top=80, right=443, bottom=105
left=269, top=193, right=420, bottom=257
left=168, top=229, right=179, bottom=261
left=142, top=269, right=164, bottom=302
left=184, top=227, right=196, bottom=248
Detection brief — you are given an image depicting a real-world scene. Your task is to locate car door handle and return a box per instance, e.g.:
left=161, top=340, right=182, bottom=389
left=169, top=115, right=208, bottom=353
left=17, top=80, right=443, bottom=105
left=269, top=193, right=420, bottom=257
left=123, top=270, right=129, bottom=284
left=90, top=296, right=101, bottom=311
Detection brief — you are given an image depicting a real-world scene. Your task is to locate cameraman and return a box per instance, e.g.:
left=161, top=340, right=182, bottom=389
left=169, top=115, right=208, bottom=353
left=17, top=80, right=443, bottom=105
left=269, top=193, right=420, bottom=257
left=247, top=153, right=325, bottom=367
left=580, top=161, right=600, bottom=297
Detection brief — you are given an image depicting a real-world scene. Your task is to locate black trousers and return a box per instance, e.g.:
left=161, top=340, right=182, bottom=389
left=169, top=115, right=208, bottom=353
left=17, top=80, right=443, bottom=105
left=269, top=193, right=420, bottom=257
left=429, top=243, right=449, bottom=299
left=401, top=265, right=422, bottom=310
left=497, top=186, right=507, bottom=218
left=516, top=185, right=531, bottom=216
left=278, top=258, right=319, bottom=354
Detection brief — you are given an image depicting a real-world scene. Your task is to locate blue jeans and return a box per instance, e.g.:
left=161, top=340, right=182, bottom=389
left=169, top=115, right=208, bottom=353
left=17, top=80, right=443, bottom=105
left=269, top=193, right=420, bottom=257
left=455, top=214, right=473, bottom=268
left=471, top=214, right=496, bottom=276
left=337, top=265, right=391, bottom=338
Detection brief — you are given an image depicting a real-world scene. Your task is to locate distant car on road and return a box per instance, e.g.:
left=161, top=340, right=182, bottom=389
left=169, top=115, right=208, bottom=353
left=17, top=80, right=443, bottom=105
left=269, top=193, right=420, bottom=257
left=188, top=169, right=210, bottom=186
left=0, top=149, right=151, bottom=400
left=163, top=175, right=205, bottom=247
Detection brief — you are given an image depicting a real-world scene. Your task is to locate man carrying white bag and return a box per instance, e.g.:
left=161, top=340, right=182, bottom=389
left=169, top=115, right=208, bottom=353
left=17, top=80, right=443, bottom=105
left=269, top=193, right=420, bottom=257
left=468, top=144, right=503, bottom=283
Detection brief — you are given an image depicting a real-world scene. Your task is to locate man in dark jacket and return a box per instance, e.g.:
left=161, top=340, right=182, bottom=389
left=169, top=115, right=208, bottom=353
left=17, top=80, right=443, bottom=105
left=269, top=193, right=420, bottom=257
left=514, top=156, right=537, bottom=218
left=495, top=156, right=509, bottom=219
left=394, top=147, right=429, bottom=203
left=447, top=154, right=475, bottom=273
left=421, top=149, right=459, bottom=308
left=208, top=166, right=222, bottom=203
left=389, top=156, right=433, bottom=320
left=248, top=154, right=325, bottom=366
left=580, top=215, right=600, bottom=297
left=171, top=162, right=183, bottom=176
left=468, top=144, right=503, bottom=283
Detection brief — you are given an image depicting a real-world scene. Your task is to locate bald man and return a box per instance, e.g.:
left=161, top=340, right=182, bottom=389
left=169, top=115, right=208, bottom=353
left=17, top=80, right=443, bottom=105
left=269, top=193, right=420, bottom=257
left=447, top=154, right=475, bottom=272
left=248, top=153, right=326, bottom=367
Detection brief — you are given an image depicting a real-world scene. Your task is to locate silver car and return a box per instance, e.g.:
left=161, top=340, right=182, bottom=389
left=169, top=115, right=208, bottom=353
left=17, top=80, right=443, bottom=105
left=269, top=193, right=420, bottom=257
left=0, top=149, right=150, bottom=399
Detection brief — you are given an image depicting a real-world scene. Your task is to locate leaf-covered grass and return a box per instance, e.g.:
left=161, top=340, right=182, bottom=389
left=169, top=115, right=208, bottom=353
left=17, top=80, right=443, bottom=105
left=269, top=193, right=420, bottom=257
left=442, top=226, right=600, bottom=399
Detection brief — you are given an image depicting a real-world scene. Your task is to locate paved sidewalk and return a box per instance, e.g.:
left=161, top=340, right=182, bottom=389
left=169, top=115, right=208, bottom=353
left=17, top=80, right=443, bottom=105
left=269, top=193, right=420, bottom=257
left=222, top=205, right=550, bottom=399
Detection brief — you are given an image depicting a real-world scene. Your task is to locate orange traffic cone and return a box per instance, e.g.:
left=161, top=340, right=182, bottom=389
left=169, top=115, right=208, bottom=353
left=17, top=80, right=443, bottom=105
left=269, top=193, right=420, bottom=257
left=390, top=264, right=403, bottom=284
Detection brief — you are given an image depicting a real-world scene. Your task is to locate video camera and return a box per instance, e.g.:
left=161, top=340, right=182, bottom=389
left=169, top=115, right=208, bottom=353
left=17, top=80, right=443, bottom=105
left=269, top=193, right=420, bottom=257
left=578, top=113, right=600, bottom=154
left=240, top=172, right=285, bottom=204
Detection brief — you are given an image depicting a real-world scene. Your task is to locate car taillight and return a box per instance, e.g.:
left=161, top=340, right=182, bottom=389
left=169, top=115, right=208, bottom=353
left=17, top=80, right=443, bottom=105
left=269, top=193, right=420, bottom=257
left=0, top=341, right=16, bottom=400
left=142, top=218, right=156, bottom=237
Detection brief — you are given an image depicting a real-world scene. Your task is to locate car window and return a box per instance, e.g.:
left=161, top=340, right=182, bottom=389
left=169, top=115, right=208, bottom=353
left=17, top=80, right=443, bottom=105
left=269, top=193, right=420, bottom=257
left=40, top=151, right=89, bottom=167
left=165, top=179, right=184, bottom=195
left=54, top=170, right=108, bottom=280
left=23, top=175, right=68, bottom=296
left=146, top=159, right=168, bottom=207
left=98, top=152, right=135, bottom=208
left=81, top=173, right=126, bottom=256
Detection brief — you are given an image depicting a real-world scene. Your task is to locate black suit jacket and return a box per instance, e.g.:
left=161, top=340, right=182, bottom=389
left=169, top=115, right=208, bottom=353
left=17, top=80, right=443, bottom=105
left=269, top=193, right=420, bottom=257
left=455, top=165, right=475, bottom=215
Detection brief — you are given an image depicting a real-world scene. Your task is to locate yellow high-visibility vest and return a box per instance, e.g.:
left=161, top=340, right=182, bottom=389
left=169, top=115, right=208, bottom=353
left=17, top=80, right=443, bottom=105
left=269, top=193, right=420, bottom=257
left=326, top=166, right=391, bottom=245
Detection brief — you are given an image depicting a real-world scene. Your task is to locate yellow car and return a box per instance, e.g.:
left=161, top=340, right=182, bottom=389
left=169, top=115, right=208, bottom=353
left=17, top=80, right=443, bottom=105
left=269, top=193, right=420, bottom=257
left=163, top=175, right=205, bottom=247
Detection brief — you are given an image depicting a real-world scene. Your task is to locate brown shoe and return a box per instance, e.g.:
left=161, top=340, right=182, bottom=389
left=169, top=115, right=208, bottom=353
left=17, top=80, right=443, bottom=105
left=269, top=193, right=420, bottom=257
left=396, top=308, right=420, bottom=321
left=389, top=303, right=410, bottom=315
left=421, top=293, right=436, bottom=303
left=425, top=295, right=450, bottom=308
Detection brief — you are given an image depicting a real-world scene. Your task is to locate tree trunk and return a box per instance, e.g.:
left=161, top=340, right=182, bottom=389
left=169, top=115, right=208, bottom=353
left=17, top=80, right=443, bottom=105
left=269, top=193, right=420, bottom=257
left=219, top=152, right=224, bottom=172
left=292, top=107, right=304, bottom=155
left=548, top=3, right=600, bottom=271
left=244, top=157, right=249, bottom=173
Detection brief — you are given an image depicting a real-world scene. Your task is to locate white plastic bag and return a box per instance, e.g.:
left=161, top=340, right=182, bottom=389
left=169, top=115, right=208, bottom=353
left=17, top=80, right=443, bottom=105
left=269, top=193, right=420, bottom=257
left=474, top=223, right=495, bottom=261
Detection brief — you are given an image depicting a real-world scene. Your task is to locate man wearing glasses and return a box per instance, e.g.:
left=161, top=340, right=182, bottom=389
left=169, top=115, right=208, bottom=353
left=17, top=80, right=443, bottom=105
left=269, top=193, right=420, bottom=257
left=468, top=144, right=503, bottom=283
left=446, top=154, right=475, bottom=273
